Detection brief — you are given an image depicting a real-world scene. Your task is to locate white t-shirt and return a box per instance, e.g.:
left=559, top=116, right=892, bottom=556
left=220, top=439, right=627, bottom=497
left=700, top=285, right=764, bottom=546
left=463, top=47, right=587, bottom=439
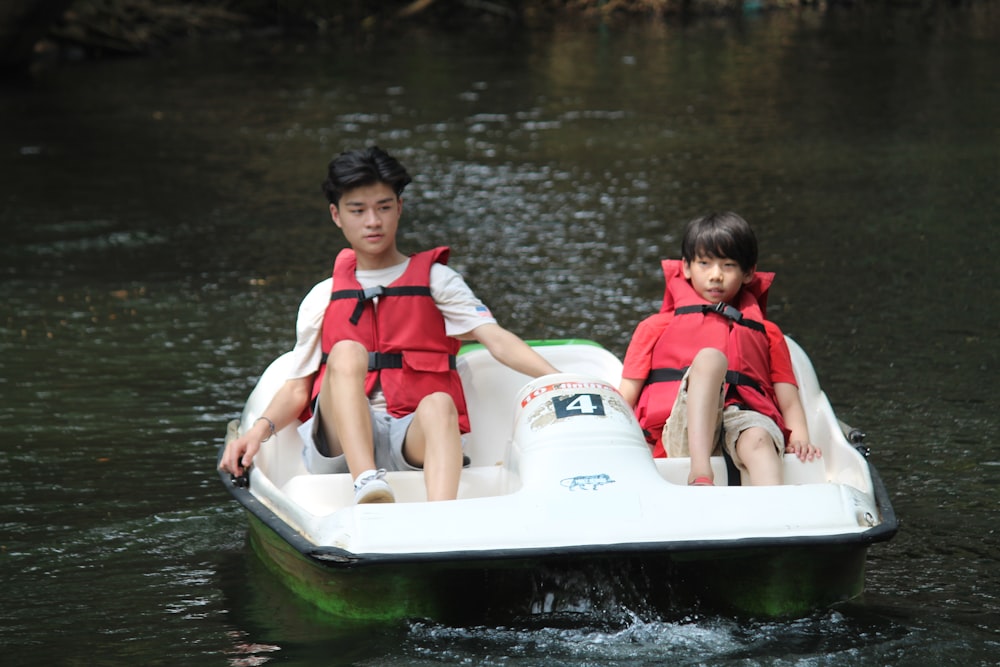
left=285, top=258, right=497, bottom=409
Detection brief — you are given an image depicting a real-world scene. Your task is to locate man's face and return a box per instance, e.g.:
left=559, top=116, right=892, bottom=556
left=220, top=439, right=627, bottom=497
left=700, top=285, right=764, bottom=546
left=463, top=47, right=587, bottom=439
left=330, top=182, right=402, bottom=267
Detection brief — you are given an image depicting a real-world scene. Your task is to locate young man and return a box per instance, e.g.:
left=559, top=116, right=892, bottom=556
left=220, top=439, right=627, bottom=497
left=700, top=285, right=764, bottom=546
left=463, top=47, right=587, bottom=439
left=618, top=212, right=820, bottom=486
left=219, top=147, right=558, bottom=503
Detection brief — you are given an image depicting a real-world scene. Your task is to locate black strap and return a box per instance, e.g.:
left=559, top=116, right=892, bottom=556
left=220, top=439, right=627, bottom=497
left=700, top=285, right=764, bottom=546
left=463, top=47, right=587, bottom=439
left=674, top=303, right=766, bottom=333
left=646, top=367, right=687, bottom=384
left=318, top=351, right=457, bottom=371
left=647, top=366, right=764, bottom=395
left=330, top=285, right=433, bottom=325
left=367, top=351, right=456, bottom=371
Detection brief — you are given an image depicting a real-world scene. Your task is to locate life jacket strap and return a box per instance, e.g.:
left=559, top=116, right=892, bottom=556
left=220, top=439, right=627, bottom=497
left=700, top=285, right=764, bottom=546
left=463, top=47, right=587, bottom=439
left=674, top=303, right=766, bottom=333
left=367, top=352, right=457, bottom=371
left=317, top=350, right=458, bottom=371
left=647, top=367, right=764, bottom=394
left=330, top=285, right=433, bottom=325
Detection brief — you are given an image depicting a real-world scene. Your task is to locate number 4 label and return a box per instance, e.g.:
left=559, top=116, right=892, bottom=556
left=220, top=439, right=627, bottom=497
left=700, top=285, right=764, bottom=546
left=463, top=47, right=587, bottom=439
left=553, top=393, right=605, bottom=419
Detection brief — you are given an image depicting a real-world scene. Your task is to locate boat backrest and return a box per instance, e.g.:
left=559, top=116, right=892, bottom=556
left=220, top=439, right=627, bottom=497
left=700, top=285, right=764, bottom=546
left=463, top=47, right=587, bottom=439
left=457, top=341, right=624, bottom=467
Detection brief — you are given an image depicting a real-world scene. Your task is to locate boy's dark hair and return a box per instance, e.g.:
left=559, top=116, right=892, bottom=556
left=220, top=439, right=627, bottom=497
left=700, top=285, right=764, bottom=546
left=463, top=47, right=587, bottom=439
left=321, top=146, right=412, bottom=205
left=680, top=211, right=758, bottom=272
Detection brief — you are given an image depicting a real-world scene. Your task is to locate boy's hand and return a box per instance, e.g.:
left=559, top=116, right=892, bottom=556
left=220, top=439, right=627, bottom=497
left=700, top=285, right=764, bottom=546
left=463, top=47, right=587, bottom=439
left=785, top=439, right=822, bottom=462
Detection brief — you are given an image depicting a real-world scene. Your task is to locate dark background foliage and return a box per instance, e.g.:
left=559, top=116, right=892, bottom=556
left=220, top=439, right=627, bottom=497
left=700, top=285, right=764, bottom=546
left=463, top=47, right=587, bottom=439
left=3, top=0, right=980, bottom=72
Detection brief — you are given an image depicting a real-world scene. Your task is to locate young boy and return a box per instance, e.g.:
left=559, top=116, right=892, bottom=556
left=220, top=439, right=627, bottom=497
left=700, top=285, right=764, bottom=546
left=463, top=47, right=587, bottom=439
left=618, top=212, right=820, bottom=486
left=219, top=146, right=559, bottom=503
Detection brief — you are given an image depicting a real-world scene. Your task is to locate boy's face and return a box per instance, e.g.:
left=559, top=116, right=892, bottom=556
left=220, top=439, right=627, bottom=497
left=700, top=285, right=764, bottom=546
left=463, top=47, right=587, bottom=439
left=683, top=254, right=755, bottom=305
left=330, top=182, right=402, bottom=268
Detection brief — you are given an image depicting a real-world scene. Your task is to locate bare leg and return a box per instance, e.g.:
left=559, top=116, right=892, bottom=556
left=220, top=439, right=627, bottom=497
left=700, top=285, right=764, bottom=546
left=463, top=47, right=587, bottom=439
left=686, top=348, right=728, bottom=484
left=735, top=426, right=783, bottom=486
left=403, top=392, right=463, bottom=501
left=317, top=340, right=376, bottom=478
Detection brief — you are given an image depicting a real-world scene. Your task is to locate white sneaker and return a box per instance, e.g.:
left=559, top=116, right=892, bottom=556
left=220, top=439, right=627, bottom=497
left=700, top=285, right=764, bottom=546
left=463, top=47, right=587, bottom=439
left=354, top=469, right=395, bottom=504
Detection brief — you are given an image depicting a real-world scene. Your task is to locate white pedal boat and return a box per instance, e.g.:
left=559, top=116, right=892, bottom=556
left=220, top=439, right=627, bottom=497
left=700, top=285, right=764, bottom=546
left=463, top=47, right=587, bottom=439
left=218, top=339, right=897, bottom=620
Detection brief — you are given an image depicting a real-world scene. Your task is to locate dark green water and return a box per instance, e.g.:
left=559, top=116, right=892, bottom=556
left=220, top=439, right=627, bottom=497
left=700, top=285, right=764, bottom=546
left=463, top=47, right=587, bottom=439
left=2, top=6, right=998, bottom=665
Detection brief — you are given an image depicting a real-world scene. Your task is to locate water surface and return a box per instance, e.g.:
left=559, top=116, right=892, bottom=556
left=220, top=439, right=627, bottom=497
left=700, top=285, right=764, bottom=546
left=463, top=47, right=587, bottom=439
left=2, top=6, right=998, bottom=665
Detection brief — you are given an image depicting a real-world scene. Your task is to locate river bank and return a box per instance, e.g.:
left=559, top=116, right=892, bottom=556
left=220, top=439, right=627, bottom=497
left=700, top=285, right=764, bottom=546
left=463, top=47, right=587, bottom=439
left=4, top=0, right=969, bottom=72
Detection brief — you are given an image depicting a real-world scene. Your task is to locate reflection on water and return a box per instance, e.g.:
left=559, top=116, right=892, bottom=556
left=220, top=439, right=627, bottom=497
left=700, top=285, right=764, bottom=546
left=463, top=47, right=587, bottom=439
left=219, top=544, right=945, bottom=667
left=1, top=6, right=998, bottom=665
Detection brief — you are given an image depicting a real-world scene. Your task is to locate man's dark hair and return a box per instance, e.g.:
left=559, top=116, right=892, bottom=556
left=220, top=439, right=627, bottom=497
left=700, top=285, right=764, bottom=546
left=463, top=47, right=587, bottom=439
left=680, top=211, right=758, bottom=272
left=321, top=146, right=412, bottom=205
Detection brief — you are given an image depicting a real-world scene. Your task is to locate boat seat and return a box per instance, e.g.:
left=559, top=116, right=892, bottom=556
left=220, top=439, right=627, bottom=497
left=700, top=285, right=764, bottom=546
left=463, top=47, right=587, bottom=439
left=281, top=473, right=355, bottom=516
left=654, top=455, right=828, bottom=486
left=280, top=465, right=514, bottom=515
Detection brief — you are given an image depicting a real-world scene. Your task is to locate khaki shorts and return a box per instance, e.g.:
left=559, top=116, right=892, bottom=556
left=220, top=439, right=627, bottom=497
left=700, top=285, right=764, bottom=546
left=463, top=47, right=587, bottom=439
left=663, top=369, right=784, bottom=472
left=298, top=401, right=418, bottom=474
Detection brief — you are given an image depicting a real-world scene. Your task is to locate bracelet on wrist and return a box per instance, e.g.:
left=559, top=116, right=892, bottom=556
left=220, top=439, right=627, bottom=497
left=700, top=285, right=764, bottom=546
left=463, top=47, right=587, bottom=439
left=255, top=416, right=276, bottom=443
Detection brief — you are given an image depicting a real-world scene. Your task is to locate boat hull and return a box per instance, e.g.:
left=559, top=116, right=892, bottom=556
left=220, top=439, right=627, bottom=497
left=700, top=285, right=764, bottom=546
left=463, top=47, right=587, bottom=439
left=230, top=456, right=896, bottom=620
left=241, top=504, right=886, bottom=620
left=246, top=513, right=454, bottom=621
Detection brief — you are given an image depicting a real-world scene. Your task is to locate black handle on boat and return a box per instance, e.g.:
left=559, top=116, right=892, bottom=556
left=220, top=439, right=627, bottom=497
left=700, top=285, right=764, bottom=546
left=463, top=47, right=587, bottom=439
left=850, top=429, right=870, bottom=457
left=222, top=419, right=251, bottom=488
left=840, top=420, right=871, bottom=458
left=230, top=463, right=250, bottom=489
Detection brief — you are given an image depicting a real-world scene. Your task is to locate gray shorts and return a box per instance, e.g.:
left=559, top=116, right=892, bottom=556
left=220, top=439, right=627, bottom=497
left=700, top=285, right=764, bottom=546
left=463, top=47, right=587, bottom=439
left=298, top=401, right=418, bottom=474
left=663, top=369, right=784, bottom=471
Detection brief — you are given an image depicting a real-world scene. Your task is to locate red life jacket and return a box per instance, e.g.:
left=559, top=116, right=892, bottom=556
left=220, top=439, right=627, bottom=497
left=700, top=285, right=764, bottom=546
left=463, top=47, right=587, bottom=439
left=635, top=259, right=787, bottom=457
left=309, top=247, right=470, bottom=432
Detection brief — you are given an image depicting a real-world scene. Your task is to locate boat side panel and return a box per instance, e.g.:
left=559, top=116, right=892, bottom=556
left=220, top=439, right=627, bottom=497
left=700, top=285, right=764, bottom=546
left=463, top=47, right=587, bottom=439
left=246, top=514, right=448, bottom=621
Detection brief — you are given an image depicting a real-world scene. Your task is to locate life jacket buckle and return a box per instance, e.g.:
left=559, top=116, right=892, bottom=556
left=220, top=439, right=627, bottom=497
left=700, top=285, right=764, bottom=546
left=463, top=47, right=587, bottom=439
left=349, top=286, right=385, bottom=325
left=361, top=285, right=385, bottom=301
left=710, top=301, right=743, bottom=322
